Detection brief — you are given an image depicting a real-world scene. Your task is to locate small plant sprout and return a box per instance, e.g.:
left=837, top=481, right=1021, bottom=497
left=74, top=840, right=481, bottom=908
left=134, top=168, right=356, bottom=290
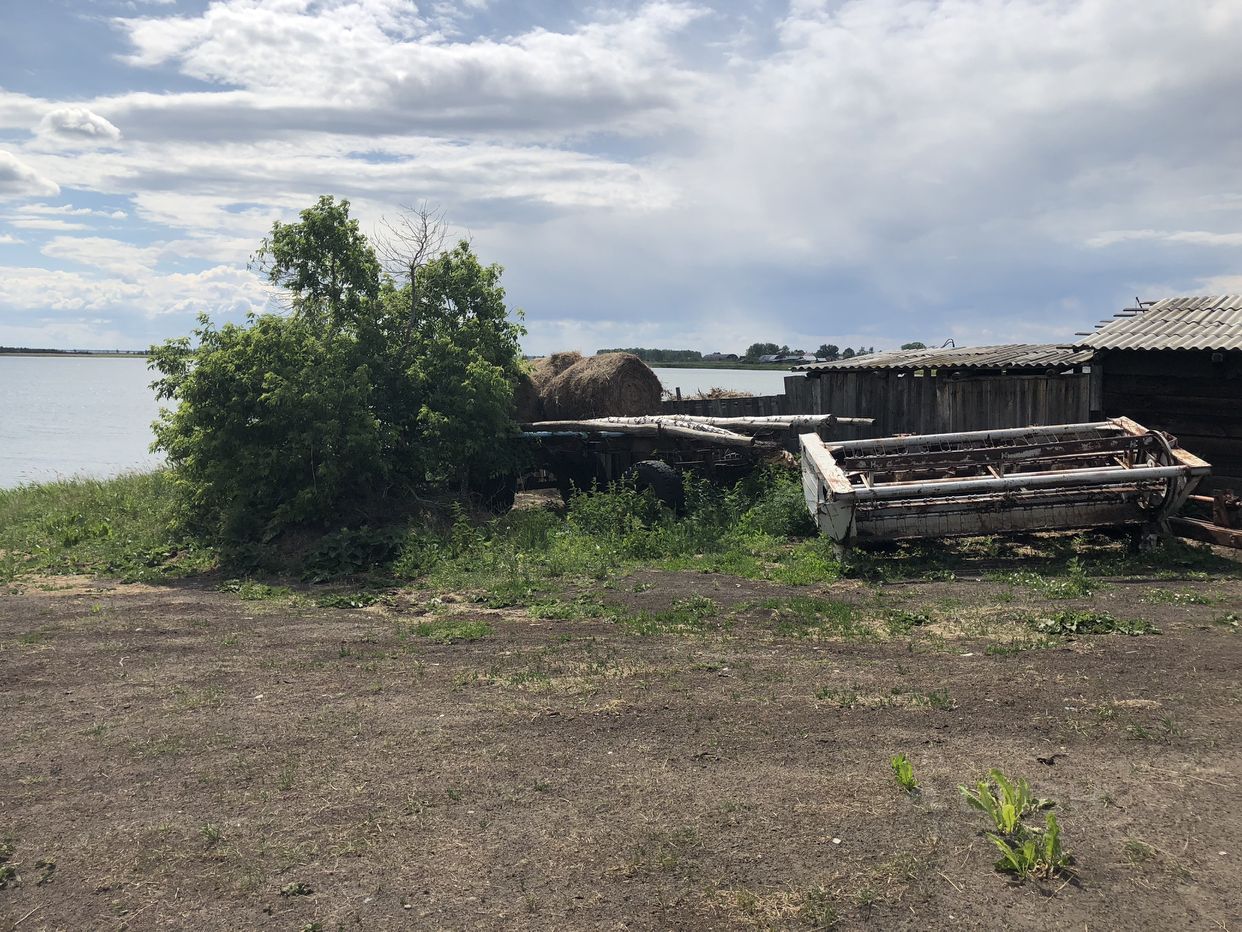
left=890, top=753, right=918, bottom=794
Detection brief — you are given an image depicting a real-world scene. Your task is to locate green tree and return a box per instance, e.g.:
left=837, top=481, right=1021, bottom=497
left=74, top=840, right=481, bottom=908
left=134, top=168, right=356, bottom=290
left=841, top=347, right=856, bottom=359
left=745, top=342, right=781, bottom=360
left=252, top=195, right=380, bottom=328
left=901, top=341, right=927, bottom=350
left=816, top=343, right=840, bottom=359
left=151, top=197, right=525, bottom=545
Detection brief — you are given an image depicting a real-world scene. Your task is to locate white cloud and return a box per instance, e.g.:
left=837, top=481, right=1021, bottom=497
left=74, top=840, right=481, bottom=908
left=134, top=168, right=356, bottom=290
left=36, top=107, right=122, bottom=144
left=113, top=1, right=707, bottom=137
left=6, top=218, right=90, bottom=231
left=1088, top=229, right=1242, bottom=248
left=0, top=151, right=60, bottom=198
left=42, top=236, right=164, bottom=278
left=0, top=262, right=271, bottom=318
left=0, top=233, right=22, bottom=244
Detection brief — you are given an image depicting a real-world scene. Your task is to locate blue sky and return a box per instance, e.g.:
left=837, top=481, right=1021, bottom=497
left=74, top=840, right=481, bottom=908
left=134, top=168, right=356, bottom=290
left=2, top=0, right=1241, bottom=353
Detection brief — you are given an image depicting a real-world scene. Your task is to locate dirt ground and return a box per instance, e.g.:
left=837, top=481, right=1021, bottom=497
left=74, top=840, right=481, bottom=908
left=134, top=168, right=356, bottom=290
left=1, top=558, right=1240, bottom=931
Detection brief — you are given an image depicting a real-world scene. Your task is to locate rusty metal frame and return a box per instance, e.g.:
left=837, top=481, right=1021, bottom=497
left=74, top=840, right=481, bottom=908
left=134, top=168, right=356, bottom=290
left=801, top=418, right=1211, bottom=547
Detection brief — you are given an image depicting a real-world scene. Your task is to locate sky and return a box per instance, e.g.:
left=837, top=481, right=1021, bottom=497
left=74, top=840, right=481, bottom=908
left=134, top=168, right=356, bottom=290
left=1, top=0, right=1241, bottom=355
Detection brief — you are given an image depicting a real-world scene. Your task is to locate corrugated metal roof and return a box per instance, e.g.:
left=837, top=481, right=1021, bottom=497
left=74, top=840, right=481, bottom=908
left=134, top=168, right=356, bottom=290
left=1076, top=295, right=1242, bottom=351
left=793, top=343, right=1094, bottom=372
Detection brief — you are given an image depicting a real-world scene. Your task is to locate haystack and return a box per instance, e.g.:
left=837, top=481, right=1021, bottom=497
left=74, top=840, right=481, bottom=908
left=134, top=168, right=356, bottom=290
left=530, top=351, right=583, bottom=389
left=513, top=370, right=544, bottom=422
left=541, top=352, right=663, bottom=419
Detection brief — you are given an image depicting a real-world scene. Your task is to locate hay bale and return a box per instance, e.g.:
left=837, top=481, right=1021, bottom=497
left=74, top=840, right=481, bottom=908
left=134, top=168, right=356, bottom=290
left=542, top=353, right=663, bottom=419
left=530, top=351, right=583, bottom=390
left=513, top=370, right=543, bottom=422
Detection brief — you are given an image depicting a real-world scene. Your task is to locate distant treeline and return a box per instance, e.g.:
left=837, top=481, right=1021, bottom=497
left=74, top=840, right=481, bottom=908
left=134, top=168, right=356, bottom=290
left=596, top=347, right=703, bottom=363
left=0, top=347, right=146, bottom=356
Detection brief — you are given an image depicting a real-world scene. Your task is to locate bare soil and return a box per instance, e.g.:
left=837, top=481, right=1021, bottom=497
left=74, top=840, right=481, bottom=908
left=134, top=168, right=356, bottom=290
left=1, top=564, right=1240, bottom=931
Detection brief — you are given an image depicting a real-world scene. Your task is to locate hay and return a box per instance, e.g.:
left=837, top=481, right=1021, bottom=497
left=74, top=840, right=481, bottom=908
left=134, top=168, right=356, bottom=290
left=530, top=351, right=583, bottom=390
left=541, top=353, right=663, bottom=419
left=513, top=370, right=543, bottom=422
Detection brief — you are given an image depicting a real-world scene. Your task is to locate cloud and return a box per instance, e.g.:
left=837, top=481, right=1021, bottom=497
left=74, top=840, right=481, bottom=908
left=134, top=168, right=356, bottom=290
left=0, top=233, right=22, bottom=244
left=112, top=0, right=707, bottom=138
left=42, top=235, right=164, bottom=278
left=6, top=218, right=90, bottom=231
left=36, top=106, right=122, bottom=144
left=1088, top=229, right=1242, bottom=248
left=0, top=151, right=60, bottom=198
left=0, top=261, right=271, bottom=318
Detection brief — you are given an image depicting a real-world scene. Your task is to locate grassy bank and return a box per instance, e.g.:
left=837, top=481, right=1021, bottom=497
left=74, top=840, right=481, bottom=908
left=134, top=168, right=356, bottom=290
left=0, top=472, right=212, bottom=584
left=3, top=468, right=1232, bottom=600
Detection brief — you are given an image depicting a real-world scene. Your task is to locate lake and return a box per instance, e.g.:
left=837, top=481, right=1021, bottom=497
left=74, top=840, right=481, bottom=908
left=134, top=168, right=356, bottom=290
left=0, top=358, right=798, bottom=489
left=651, top=367, right=792, bottom=397
left=0, top=356, right=163, bottom=489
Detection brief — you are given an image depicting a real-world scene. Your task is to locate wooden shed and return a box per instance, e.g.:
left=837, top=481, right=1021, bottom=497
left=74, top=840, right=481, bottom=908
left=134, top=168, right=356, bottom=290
left=785, top=344, right=1095, bottom=436
left=1076, top=296, right=1242, bottom=495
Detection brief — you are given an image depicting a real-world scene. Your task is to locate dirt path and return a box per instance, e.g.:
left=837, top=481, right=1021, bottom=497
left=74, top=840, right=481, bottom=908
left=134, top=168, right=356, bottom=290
left=1, top=569, right=1240, bottom=930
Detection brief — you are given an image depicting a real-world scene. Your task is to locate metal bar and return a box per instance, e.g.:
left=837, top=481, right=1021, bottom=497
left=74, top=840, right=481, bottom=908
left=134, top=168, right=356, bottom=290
left=849, top=464, right=1188, bottom=502
left=835, top=434, right=1156, bottom=473
left=825, top=421, right=1116, bottom=453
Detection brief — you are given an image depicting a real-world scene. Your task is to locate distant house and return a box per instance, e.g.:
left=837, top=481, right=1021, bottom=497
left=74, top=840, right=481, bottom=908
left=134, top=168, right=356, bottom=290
left=757, top=354, right=782, bottom=363
left=1074, top=295, right=1242, bottom=495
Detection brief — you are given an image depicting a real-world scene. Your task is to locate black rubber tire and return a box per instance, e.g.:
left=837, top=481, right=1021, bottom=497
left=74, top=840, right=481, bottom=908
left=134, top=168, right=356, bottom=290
left=627, top=459, right=685, bottom=512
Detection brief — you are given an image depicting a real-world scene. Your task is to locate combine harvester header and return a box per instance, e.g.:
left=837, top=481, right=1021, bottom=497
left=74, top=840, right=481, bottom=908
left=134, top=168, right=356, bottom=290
left=800, top=418, right=1210, bottom=549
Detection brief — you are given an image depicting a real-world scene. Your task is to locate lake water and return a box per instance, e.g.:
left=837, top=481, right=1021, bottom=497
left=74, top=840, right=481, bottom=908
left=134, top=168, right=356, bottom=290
left=0, top=356, right=163, bottom=489
left=651, top=367, right=793, bottom=397
left=0, top=358, right=798, bottom=489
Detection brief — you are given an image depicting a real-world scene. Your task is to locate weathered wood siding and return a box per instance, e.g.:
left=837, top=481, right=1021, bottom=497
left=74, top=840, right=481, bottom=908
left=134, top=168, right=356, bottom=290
left=1098, top=350, right=1242, bottom=492
left=661, top=371, right=1091, bottom=443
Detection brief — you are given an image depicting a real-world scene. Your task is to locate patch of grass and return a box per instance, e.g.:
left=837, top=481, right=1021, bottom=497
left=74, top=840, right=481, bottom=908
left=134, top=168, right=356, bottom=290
left=988, top=567, right=1095, bottom=599
left=1124, top=839, right=1156, bottom=864
left=985, top=635, right=1059, bottom=655
left=884, top=609, right=932, bottom=636
left=1030, top=609, right=1159, bottom=637
left=218, top=579, right=294, bottom=601
left=0, top=471, right=214, bottom=583
left=315, top=591, right=380, bottom=609
left=745, top=596, right=872, bottom=639
left=407, top=618, right=492, bottom=643
left=1142, top=588, right=1211, bottom=606
left=526, top=595, right=609, bottom=620
left=618, top=595, right=720, bottom=636
left=624, top=827, right=700, bottom=875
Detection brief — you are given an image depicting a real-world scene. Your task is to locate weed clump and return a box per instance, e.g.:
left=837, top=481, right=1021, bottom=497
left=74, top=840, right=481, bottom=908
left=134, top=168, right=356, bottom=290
left=959, top=769, right=1071, bottom=881
left=1030, top=610, right=1158, bottom=637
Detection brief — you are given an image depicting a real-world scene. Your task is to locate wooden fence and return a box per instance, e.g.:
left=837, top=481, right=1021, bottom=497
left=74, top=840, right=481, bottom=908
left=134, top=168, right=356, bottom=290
left=662, top=371, right=1092, bottom=438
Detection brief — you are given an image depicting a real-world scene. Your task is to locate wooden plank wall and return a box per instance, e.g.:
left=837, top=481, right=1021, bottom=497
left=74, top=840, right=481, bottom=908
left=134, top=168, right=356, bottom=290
left=661, top=371, right=1091, bottom=442
left=1099, top=350, right=1242, bottom=493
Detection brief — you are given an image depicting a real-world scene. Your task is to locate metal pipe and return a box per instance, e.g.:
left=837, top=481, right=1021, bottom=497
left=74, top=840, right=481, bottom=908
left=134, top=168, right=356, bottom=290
left=848, top=464, right=1189, bottom=502
left=825, top=422, right=1115, bottom=453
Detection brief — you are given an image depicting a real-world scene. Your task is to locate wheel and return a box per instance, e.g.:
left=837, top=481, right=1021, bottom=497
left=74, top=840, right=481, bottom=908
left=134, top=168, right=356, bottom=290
left=627, top=459, right=685, bottom=512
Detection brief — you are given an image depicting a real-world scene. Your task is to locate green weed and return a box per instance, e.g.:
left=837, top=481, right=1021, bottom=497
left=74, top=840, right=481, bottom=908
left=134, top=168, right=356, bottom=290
left=991, top=812, right=1072, bottom=880
left=746, top=596, right=872, bottom=639
left=959, top=769, right=1053, bottom=836
left=890, top=753, right=918, bottom=793
left=408, top=619, right=492, bottom=643
left=619, top=595, right=720, bottom=636
left=1030, top=610, right=1158, bottom=637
